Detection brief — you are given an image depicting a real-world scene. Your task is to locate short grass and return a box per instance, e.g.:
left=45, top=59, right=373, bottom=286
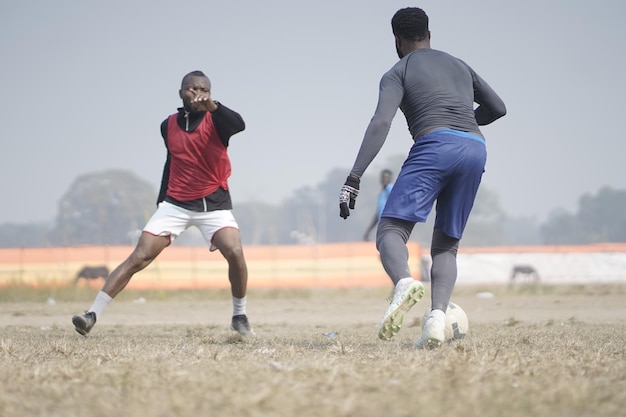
left=0, top=284, right=625, bottom=417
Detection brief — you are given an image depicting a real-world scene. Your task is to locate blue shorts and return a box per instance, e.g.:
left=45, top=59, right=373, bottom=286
left=381, top=129, right=487, bottom=239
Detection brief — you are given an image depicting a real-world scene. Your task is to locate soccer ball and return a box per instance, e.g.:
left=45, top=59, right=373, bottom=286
left=445, top=302, right=469, bottom=340
left=422, top=301, right=469, bottom=340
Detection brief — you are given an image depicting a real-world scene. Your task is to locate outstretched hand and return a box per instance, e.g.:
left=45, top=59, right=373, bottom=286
left=339, top=176, right=360, bottom=219
left=190, top=91, right=218, bottom=112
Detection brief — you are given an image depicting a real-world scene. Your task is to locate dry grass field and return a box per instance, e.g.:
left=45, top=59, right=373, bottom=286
left=1, top=283, right=625, bottom=417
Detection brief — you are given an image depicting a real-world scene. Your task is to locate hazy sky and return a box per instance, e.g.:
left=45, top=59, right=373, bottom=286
left=2, top=0, right=625, bottom=224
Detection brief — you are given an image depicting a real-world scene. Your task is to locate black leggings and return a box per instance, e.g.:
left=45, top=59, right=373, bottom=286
left=376, top=217, right=459, bottom=312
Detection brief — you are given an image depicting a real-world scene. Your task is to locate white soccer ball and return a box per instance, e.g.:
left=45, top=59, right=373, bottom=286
left=422, top=301, right=469, bottom=340
left=445, top=302, right=469, bottom=340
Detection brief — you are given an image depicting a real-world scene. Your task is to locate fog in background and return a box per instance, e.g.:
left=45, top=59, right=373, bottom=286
left=2, top=0, right=625, bottom=224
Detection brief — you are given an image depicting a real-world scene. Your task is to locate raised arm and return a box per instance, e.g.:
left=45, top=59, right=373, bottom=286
left=211, top=102, right=246, bottom=147
left=188, top=87, right=246, bottom=146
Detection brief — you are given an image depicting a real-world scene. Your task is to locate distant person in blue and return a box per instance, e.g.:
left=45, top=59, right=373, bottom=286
left=363, top=169, right=394, bottom=241
left=338, top=7, right=506, bottom=349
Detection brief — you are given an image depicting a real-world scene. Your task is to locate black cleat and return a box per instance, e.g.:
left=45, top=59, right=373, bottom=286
left=230, top=314, right=255, bottom=336
left=72, top=311, right=96, bottom=336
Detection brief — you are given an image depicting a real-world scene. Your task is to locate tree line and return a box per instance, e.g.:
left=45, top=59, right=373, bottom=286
left=2, top=168, right=625, bottom=248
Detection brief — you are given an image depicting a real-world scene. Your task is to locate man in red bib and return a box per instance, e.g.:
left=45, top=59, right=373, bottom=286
left=72, top=71, right=254, bottom=336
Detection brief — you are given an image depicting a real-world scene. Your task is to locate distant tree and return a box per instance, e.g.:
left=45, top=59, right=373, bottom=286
left=0, top=222, right=52, bottom=248
left=282, top=185, right=324, bottom=243
left=541, top=209, right=580, bottom=244
left=540, top=187, right=626, bottom=244
left=49, top=170, right=157, bottom=245
left=312, top=168, right=377, bottom=243
left=501, top=216, right=542, bottom=245
left=234, top=201, right=283, bottom=245
left=577, top=186, right=626, bottom=242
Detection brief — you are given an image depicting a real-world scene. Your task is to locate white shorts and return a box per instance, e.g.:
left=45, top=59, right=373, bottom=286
left=143, top=201, right=239, bottom=251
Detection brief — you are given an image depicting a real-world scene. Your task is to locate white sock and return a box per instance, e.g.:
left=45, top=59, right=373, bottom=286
left=429, top=308, right=446, bottom=322
left=88, top=291, right=113, bottom=318
left=232, top=296, right=247, bottom=316
left=396, top=277, right=414, bottom=288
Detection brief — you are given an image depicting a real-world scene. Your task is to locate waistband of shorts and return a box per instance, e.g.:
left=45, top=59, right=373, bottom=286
left=419, top=128, right=485, bottom=144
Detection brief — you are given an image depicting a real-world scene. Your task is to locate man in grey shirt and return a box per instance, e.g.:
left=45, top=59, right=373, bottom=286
left=339, top=7, right=506, bottom=349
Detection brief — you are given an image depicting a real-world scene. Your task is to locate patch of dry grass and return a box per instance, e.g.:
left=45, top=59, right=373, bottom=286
left=1, top=284, right=626, bottom=417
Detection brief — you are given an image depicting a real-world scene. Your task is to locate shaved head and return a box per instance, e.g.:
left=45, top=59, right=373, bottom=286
left=181, top=70, right=209, bottom=88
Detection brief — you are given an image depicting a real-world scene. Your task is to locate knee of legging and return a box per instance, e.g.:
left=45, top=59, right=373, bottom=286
left=376, top=218, right=411, bottom=248
left=430, top=228, right=459, bottom=256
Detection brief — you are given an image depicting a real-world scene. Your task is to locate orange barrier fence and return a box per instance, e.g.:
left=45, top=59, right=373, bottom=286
left=0, top=243, right=423, bottom=289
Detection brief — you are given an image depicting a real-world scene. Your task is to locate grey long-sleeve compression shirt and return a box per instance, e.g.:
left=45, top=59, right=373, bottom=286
left=350, top=48, right=506, bottom=178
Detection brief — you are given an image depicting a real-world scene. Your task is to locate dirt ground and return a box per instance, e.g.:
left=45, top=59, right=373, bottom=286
left=1, top=284, right=625, bottom=417
left=2, top=285, right=625, bottom=332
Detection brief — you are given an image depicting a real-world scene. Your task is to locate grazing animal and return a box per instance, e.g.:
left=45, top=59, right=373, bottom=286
left=510, top=264, right=540, bottom=284
left=74, top=266, right=109, bottom=285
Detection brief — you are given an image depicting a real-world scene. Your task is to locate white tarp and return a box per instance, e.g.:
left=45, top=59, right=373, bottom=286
left=450, top=251, right=626, bottom=284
